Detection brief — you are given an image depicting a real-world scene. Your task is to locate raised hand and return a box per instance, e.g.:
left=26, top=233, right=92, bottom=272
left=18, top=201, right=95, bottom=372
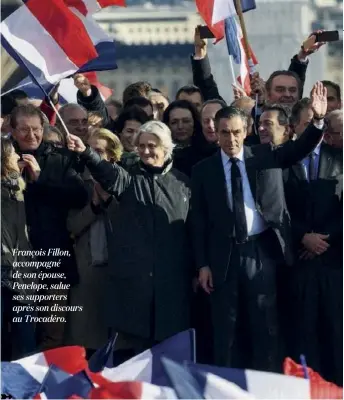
left=301, top=30, right=326, bottom=57
left=67, top=134, right=86, bottom=154
left=232, top=84, right=246, bottom=100
left=311, top=81, right=327, bottom=119
left=250, top=72, right=266, bottom=104
left=21, top=154, right=41, bottom=181
left=73, top=73, right=92, bottom=97
left=194, top=25, right=207, bottom=59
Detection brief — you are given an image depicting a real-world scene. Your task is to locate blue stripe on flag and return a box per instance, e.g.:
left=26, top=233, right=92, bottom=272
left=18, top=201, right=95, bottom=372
left=1, top=362, right=41, bottom=399
left=225, top=16, right=241, bottom=64
left=240, top=0, right=256, bottom=12
left=187, top=363, right=249, bottom=391
left=161, top=358, right=205, bottom=399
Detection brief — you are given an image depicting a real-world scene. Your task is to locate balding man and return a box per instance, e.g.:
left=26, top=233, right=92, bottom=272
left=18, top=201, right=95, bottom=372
left=57, top=103, right=89, bottom=143
left=325, top=109, right=343, bottom=149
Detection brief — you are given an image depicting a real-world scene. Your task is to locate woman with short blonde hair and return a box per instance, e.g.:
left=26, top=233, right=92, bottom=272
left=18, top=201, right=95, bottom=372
left=88, top=128, right=123, bottom=163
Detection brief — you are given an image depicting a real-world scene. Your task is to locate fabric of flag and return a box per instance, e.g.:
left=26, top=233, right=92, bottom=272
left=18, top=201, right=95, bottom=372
left=89, top=381, right=177, bottom=399
left=161, top=358, right=204, bottom=399
left=64, top=0, right=126, bottom=15
left=0, top=0, right=98, bottom=95
left=3, top=72, right=112, bottom=104
left=283, top=358, right=343, bottom=399
left=187, top=362, right=312, bottom=399
left=225, top=15, right=241, bottom=64
left=88, top=334, right=118, bottom=373
left=91, top=329, right=196, bottom=387
left=196, top=0, right=256, bottom=41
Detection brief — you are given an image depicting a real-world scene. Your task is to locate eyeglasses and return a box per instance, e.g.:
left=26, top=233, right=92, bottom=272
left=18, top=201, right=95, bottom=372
left=15, top=126, right=43, bottom=135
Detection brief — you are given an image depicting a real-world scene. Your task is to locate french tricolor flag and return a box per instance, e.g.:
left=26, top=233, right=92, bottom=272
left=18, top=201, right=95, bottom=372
left=0, top=0, right=122, bottom=97
left=196, top=0, right=258, bottom=94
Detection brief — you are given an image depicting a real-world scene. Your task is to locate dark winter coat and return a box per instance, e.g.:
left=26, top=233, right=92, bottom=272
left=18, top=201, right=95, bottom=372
left=79, top=147, right=193, bottom=341
left=13, top=141, right=89, bottom=284
left=1, top=177, right=37, bottom=303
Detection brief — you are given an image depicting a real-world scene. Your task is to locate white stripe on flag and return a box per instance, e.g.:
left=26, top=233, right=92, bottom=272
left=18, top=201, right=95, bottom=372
left=212, top=0, right=237, bottom=25
left=245, top=370, right=311, bottom=399
left=82, top=0, right=102, bottom=15
left=70, top=7, right=112, bottom=46
left=1, top=6, right=78, bottom=84
left=102, top=356, right=153, bottom=382
left=204, top=372, right=256, bottom=399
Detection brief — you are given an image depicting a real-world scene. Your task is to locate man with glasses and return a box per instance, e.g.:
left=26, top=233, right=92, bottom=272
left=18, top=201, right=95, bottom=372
left=10, top=104, right=89, bottom=352
left=57, top=103, right=90, bottom=143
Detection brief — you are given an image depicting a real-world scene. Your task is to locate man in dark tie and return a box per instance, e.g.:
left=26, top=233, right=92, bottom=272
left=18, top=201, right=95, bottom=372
left=191, top=82, right=327, bottom=372
left=283, top=116, right=343, bottom=385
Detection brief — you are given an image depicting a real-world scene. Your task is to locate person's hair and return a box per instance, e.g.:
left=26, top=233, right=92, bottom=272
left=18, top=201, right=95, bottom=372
left=88, top=111, right=103, bottom=126
left=162, top=99, right=202, bottom=133
left=115, top=105, right=150, bottom=135
left=262, top=104, right=291, bottom=126
left=214, top=106, right=248, bottom=131
left=58, top=103, right=87, bottom=121
left=150, top=88, right=170, bottom=103
left=122, top=81, right=152, bottom=104
left=105, top=97, right=123, bottom=112
left=1, top=94, right=17, bottom=117
left=290, top=97, right=312, bottom=126
left=1, top=137, right=16, bottom=179
left=134, top=121, right=175, bottom=161
left=90, top=128, right=123, bottom=162
left=43, top=125, right=66, bottom=147
left=124, top=96, right=153, bottom=112
left=10, top=104, right=45, bottom=129
left=176, top=85, right=202, bottom=100
left=201, top=99, right=227, bottom=115
left=327, top=109, right=343, bottom=130
left=321, top=80, right=341, bottom=101
left=265, top=70, right=302, bottom=96
left=10, top=89, right=28, bottom=102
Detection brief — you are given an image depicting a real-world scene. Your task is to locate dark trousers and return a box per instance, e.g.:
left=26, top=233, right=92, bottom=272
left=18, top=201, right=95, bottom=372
left=1, top=287, right=36, bottom=360
left=211, top=229, right=284, bottom=372
left=286, top=259, right=343, bottom=386
left=36, top=287, right=69, bottom=351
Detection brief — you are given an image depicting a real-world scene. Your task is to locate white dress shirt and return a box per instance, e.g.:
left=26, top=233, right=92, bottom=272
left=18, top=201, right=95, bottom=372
left=221, top=148, right=267, bottom=236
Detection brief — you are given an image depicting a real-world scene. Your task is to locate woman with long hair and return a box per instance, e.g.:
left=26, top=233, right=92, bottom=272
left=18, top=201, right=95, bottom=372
left=1, top=138, right=37, bottom=360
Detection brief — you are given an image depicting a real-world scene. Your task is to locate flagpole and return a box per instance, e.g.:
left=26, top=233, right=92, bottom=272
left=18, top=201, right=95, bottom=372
left=46, top=97, right=71, bottom=137
left=234, top=0, right=256, bottom=75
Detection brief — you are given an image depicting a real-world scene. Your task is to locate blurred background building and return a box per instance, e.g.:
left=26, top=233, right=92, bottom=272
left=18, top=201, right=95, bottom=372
left=1, top=0, right=343, bottom=101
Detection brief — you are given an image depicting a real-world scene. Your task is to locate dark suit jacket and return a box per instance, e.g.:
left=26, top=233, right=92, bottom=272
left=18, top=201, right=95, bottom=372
left=191, top=123, right=324, bottom=287
left=283, top=143, right=343, bottom=264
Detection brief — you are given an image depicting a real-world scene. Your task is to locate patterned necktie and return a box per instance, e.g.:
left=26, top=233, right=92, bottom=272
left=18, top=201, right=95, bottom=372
left=230, top=158, right=248, bottom=243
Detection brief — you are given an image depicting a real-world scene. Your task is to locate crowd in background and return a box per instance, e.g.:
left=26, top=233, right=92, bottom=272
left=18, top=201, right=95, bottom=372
left=1, top=26, right=342, bottom=388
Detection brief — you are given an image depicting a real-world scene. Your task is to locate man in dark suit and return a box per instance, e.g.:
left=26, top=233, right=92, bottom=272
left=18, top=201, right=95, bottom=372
left=191, top=82, right=327, bottom=372
left=283, top=131, right=342, bottom=385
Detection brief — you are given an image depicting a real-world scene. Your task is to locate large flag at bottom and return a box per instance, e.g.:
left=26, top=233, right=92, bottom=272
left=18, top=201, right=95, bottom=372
left=88, top=329, right=196, bottom=387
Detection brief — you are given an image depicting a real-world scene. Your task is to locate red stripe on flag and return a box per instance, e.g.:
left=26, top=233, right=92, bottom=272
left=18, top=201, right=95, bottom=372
left=195, top=0, right=224, bottom=41
left=99, top=0, right=127, bottom=7
left=63, top=0, right=88, bottom=15
left=26, top=0, right=97, bottom=67
left=43, top=346, right=88, bottom=374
